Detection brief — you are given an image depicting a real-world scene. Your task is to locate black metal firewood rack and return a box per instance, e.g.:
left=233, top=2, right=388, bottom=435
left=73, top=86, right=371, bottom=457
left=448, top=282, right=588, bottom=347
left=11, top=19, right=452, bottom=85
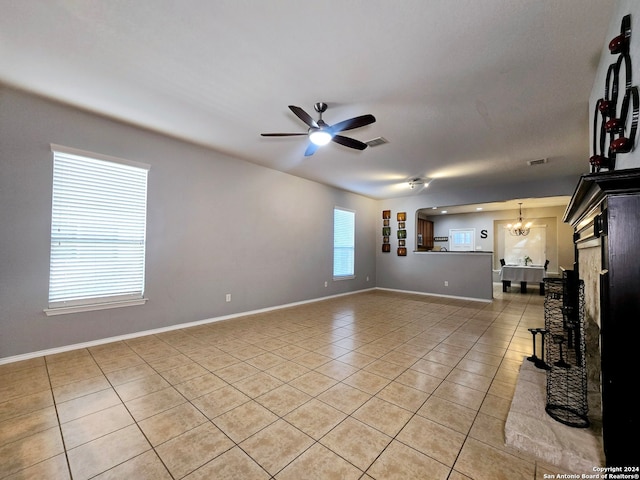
left=544, top=275, right=589, bottom=428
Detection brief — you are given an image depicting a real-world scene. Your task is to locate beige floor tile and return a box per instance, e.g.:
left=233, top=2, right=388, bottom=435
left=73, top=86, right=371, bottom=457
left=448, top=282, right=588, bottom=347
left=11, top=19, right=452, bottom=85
left=174, top=372, right=227, bottom=400
left=105, top=364, right=157, bottom=386
left=113, top=373, right=171, bottom=402
left=397, top=414, right=466, bottom=467
left=56, top=388, right=122, bottom=423
left=138, top=402, right=207, bottom=446
left=93, top=353, right=144, bottom=373
left=61, top=404, right=134, bottom=449
left=196, top=353, right=240, bottom=372
left=411, top=358, right=454, bottom=379
left=314, top=359, right=359, bottom=381
left=375, top=381, right=429, bottom=412
left=446, top=368, right=493, bottom=392
left=0, top=406, right=58, bottom=447
left=145, top=352, right=192, bottom=371
left=433, top=380, right=486, bottom=410
left=244, top=352, right=287, bottom=370
left=320, top=417, right=391, bottom=471
left=266, top=361, right=311, bottom=382
left=4, top=453, right=70, bottom=480
left=183, top=446, right=270, bottom=480
left=454, top=438, right=535, bottom=480
left=256, top=384, right=312, bottom=416
left=125, top=387, right=185, bottom=421
left=92, top=450, right=171, bottom=480
left=353, top=397, right=413, bottom=437
left=67, top=424, right=150, bottom=480
left=0, top=390, right=53, bottom=424
left=292, top=351, right=332, bottom=369
left=367, top=439, right=451, bottom=480
left=1, top=290, right=559, bottom=480
left=275, top=443, right=362, bottom=480
left=52, top=375, right=111, bottom=404
left=343, top=370, right=390, bottom=395
left=395, top=369, right=442, bottom=393
left=417, top=395, right=476, bottom=434
left=0, top=426, right=65, bottom=478
left=160, top=362, right=209, bottom=385
left=232, top=371, right=283, bottom=397
left=363, top=359, right=407, bottom=379
left=336, top=351, right=377, bottom=368
left=317, top=383, right=371, bottom=414
left=480, top=393, right=513, bottom=420
left=155, top=422, right=234, bottom=478
left=284, top=399, right=346, bottom=440
left=241, top=419, right=314, bottom=475
left=457, top=357, right=501, bottom=375
left=48, top=363, right=104, bottom=388
left=289, top=371, right=337, bottom=396
left=213, top=400, right=278, bottom=443
left=215, top=362, right=262, bottom=383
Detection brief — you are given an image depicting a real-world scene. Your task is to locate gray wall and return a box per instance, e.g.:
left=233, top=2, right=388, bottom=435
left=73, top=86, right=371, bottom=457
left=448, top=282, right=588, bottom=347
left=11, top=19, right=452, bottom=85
left=0, top=87, right=377, bottom=360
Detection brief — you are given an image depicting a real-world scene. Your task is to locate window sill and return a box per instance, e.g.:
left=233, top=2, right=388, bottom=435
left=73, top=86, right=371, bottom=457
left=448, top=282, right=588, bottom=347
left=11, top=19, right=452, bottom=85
left=333, top=275, right=356, bottom=281
left=44, top=298, right=148, bottom=316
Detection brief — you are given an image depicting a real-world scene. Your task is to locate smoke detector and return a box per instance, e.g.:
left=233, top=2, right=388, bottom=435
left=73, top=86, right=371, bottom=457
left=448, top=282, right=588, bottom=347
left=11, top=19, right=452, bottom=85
left=527, top=158, right=548, bottom=166
left=365, top=137, right=389, bottom=147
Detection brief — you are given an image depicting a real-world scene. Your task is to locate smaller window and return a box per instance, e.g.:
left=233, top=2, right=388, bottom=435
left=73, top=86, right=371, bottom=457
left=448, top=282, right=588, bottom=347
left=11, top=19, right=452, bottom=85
left=449, top=228, right=475, bottom=251
left=333, top=207, right=355, bottom=279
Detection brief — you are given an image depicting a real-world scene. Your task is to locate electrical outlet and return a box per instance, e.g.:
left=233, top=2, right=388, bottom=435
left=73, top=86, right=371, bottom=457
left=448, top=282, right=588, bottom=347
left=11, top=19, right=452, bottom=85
left=225, top=293, right=231, bottom=302
left=324, top=281, right=328, bottom=287
left=444, top=281, right=449, bottom=287
left=366, top=276, right=369, bottom=282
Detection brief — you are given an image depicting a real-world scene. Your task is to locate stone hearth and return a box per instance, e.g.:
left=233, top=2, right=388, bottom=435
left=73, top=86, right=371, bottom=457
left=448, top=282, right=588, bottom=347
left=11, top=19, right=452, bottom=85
left=505, top=359, right=605, bottom=472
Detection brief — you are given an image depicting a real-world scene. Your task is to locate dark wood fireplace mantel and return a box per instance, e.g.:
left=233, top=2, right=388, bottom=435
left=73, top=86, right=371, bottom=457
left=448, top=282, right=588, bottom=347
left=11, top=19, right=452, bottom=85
left=563, top=167, right=640, bottom=467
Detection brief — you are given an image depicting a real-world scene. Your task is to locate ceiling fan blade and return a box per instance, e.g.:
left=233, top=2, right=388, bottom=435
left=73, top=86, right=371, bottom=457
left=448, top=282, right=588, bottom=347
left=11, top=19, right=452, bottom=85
left=304, top=143, right=319, bottom=157
left=332, top=135, right=368, bottom=150
left=289, top=105, right=318, bottom=128
left=331, top=114, right=376, bottom=133
left=261, top=133, right=307, bottom=137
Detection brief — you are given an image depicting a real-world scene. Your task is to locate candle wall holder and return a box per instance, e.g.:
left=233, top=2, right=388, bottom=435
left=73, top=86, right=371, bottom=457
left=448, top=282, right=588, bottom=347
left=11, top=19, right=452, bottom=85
left=590, top=14, right=638, bottom=173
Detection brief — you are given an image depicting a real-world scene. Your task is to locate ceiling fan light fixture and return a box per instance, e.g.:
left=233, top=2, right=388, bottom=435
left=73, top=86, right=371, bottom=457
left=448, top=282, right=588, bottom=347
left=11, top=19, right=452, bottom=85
left=309, top=129, right=332, bottom=146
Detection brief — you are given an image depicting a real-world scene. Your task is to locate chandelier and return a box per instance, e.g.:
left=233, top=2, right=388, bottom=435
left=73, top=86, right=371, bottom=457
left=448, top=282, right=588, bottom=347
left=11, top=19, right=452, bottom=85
left=506, top=203, right=532, bottom=236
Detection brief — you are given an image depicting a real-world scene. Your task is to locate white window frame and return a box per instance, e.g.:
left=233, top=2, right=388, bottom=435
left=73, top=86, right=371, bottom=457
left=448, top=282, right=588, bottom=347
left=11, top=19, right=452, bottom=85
left=45, top=145, right=149, bottom=316
left=333, top=207, right=356, bottom=280
left=449, top=228, right=475, bottom=251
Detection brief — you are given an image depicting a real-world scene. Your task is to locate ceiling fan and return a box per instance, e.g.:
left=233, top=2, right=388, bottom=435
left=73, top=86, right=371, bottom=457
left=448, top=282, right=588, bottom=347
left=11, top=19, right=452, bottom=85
left=261, top=102, right=376, bottom=156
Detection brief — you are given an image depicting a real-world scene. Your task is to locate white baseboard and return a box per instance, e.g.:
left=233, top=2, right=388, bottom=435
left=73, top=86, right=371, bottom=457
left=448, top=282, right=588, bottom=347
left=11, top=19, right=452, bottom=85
left=0, top=288, right=376, bottom=366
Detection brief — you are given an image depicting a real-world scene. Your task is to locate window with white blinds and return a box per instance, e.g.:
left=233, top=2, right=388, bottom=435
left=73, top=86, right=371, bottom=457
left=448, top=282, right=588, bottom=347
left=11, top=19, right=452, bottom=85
left=333, top=207, right=355, bottom=279
left=46, top=145, right=149, bottom=315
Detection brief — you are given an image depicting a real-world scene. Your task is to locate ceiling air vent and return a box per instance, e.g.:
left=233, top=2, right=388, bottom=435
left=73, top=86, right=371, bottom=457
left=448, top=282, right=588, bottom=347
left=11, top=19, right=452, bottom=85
left=365, top=137, right=389, bottom=147
left=527, top=158, right=548, bottom=166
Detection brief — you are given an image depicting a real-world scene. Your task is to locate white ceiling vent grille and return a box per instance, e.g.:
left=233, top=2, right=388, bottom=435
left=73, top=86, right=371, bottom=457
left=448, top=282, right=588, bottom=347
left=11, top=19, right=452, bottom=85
left=365, top=137, right=389, bottom=147
left=527, top=158, right=548, bottom=166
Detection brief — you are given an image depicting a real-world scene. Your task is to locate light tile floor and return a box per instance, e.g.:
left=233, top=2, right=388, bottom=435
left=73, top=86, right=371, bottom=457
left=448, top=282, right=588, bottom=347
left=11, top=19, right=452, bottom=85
left=0, top=287, right=587, bottom=479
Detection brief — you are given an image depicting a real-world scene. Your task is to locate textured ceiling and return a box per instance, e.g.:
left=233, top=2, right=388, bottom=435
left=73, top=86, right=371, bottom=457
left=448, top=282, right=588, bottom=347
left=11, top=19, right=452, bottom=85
left=0, top=1, right=615, bottom=199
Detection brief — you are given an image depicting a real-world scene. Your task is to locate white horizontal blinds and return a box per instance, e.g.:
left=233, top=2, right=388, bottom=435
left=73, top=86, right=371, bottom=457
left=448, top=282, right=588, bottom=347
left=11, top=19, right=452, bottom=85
left=333, top=208, right=355, bottom=278
left=49, top=148, right=149, bottom=307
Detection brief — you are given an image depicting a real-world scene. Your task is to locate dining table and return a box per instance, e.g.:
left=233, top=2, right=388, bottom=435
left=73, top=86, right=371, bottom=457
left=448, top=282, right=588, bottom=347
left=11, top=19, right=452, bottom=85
left=500, top=265, right=546, bottom=294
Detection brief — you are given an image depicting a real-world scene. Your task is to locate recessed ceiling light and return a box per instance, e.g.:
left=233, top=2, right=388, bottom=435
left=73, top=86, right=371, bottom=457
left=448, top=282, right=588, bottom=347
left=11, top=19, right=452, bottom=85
left=441, top=210, right=447, bottom=214
left=476, top=207, right=483, bottom=211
